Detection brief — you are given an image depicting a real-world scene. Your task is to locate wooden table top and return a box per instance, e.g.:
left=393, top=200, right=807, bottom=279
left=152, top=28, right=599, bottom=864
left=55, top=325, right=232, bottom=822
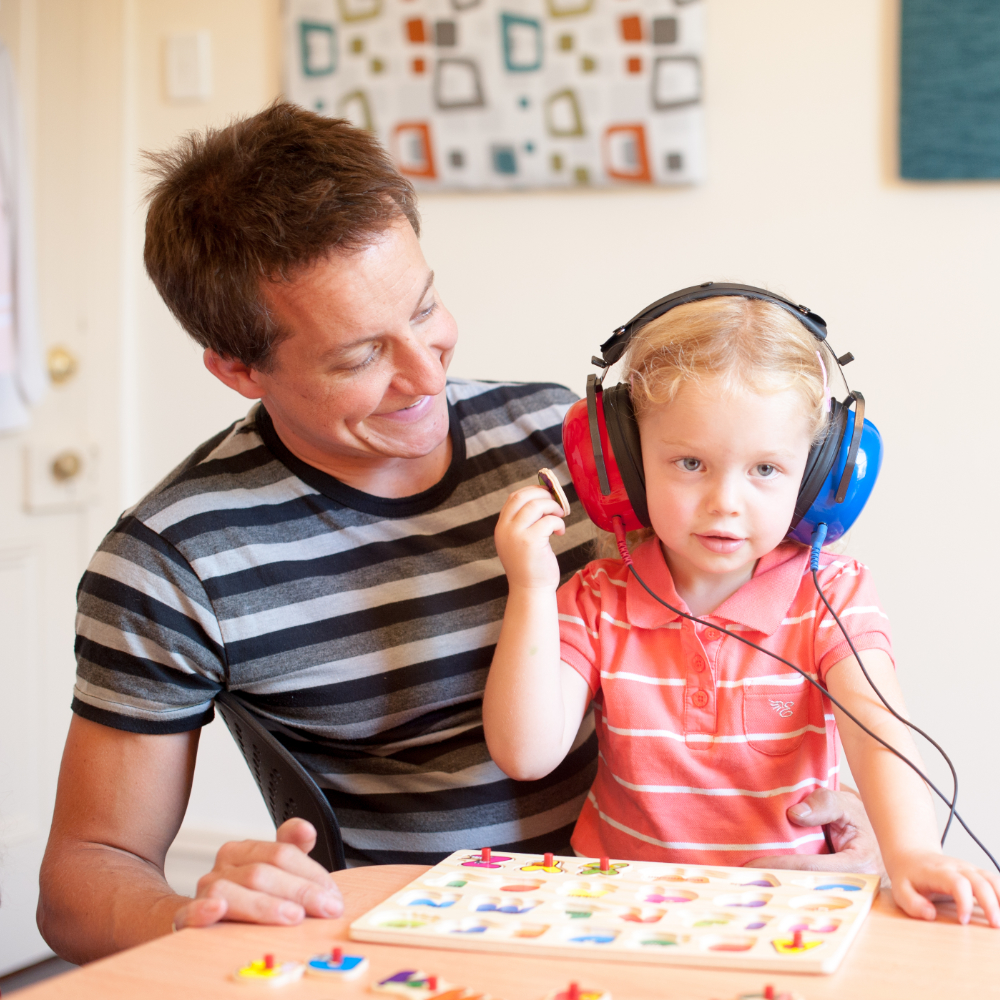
left=18, top=865, right=1000, bottom=999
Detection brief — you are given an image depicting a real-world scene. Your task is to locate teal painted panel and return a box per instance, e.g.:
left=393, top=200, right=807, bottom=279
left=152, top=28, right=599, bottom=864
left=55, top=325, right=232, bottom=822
left=900, top=0, right=1000, bottom=179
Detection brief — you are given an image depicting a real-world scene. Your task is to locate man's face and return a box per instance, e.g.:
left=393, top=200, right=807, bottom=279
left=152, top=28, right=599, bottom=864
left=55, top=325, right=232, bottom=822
left=254, top=215, right=458, bottom=468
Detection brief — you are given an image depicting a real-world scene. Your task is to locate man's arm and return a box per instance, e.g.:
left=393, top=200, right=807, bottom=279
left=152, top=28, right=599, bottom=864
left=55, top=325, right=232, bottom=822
left=38, top=716, right=343, bottom=964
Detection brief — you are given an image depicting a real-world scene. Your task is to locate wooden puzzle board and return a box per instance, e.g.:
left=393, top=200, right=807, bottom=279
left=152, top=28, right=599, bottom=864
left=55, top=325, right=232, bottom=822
left=349, top=850, right=880, bottom=975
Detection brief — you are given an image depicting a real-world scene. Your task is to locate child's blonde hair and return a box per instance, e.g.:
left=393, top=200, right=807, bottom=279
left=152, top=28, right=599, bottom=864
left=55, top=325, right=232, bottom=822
left=624, top=295, right=831, bottom=441
left=602, top=295, right=833, bottom=556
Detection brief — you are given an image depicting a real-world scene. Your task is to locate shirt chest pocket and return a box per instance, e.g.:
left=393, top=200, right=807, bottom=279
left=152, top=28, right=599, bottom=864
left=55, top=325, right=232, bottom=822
left=742, top=687, right=812, bottom=756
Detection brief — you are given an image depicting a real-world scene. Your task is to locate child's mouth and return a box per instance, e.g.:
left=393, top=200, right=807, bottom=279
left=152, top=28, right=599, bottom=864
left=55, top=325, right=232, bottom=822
left=695, top=533, right=746, bottom=554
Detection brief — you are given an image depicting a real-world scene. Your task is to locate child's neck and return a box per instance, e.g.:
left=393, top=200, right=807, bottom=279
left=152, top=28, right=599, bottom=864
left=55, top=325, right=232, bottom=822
left=661, top=542, right=757, bottom=618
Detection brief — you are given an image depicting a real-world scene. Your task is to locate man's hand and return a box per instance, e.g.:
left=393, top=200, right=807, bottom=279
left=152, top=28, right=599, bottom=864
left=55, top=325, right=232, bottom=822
left=39, top=718, right=343, bottom=964
left=172, top=818, right=344, bottom=930
left=745, top=787, right=885, bottom=876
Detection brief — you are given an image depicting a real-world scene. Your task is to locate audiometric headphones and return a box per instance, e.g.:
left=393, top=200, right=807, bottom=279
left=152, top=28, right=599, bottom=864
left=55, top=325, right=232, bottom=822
left=562, top=282, right=883, bottom=544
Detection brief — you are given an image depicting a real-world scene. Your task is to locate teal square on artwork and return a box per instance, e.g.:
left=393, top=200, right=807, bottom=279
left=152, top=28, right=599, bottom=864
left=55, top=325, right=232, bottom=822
left=900, top=0, right=1000, bottom=178
left=492, top=145, right=517, bottom=174
left=300, top=21, right=337, bottom=77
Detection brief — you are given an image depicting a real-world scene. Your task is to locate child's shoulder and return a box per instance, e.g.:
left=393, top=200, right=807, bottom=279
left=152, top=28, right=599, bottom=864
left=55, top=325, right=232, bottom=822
left=559, top=555, right=629, bottom=595
left=798, top=546, right=881, bottom=609
left=815, top=547, right=874, bottom=583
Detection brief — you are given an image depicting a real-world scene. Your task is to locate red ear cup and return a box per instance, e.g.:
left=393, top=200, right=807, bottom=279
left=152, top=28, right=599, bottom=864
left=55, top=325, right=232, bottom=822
left=562, top=389, right=647, bottom=533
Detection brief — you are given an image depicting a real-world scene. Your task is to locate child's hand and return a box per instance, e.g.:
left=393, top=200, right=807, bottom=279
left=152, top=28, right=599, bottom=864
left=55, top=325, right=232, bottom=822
left=494, top=486, right=567, bottom=590
left=888, top=849, right=1000, bottom=927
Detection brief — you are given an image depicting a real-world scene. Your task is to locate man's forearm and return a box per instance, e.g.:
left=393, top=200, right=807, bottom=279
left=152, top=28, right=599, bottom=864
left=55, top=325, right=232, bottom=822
left=38, top=838, right=188, bottom=964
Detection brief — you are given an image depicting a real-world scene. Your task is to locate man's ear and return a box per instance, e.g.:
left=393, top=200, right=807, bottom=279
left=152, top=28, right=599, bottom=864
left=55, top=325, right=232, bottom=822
left=203, top=349, right=266, bottom=400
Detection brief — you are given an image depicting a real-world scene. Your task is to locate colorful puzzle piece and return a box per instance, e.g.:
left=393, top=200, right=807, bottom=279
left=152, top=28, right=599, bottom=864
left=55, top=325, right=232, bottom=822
left=306, top=947, right=368, bottom=980
left=233, top=955, right=305, bottom=986
left=461, top=848, right=512, bottom=868
left=372, top=969, right=495, bottom=999
left=521, top=852, right=565, bottom=874
left=731, top=989, right=805, bottom=1000
left=373, top=970, right=451, bottom=997
left=543, top=986, right=610, bottom=1000
left=576, top=860, right=628, bottom=877
left=771, top=937, right=822, bottom=955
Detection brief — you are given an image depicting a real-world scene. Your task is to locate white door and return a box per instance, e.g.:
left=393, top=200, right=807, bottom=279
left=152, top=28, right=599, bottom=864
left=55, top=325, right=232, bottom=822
left=0, top=0, right=126, bottom=973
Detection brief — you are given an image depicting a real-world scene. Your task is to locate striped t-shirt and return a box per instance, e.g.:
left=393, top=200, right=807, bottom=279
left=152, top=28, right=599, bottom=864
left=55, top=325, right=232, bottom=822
left=73, top=379, right=598, bottom=863
left=557, top=538, right=893, bottom=866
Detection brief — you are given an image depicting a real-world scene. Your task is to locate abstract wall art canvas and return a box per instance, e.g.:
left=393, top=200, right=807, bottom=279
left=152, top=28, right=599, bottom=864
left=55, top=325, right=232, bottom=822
left=283, top=0, right=705, bottom=190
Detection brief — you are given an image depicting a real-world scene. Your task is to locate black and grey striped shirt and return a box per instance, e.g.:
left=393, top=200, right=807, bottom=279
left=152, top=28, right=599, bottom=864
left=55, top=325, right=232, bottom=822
left=73, top=379, right=597, bottom=863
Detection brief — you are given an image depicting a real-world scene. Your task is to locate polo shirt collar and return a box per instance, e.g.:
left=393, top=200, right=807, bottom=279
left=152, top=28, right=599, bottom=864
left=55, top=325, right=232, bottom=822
left=625, top=537, right=810, bottom=636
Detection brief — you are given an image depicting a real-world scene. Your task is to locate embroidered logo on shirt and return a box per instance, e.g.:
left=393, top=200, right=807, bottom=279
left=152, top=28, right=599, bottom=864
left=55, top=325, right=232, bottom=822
left=768, top=699, right=795, bottom=718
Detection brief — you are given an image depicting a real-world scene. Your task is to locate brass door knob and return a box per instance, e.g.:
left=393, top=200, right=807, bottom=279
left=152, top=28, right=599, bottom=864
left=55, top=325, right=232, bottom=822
left=47, top=346, right=78, bottom=384
left=51, top=450, right=83, bottom=482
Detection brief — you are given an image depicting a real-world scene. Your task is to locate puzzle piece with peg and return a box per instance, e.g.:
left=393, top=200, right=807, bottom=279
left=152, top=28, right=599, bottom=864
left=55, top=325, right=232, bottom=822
left=372, top=968, right=498, bottom=999
left=349, top=849, right=879, bottom=974
left=306, top=946, right=369, bottom=979
left=233, top=954, right=305, bottom=986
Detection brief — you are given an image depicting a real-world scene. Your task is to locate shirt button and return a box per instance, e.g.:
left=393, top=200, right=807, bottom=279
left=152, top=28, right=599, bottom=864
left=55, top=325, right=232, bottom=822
left=705, top=629, right=721, bottom=641
left=692, top=655, right=706, bottom=672
left=691, top=690, right=709, bottom=708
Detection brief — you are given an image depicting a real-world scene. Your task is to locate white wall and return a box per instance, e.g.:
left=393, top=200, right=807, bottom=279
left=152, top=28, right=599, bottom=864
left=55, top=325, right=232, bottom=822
left=124, top=0, right=286, bottom=853
left=123, top=1, right=998, bottom=872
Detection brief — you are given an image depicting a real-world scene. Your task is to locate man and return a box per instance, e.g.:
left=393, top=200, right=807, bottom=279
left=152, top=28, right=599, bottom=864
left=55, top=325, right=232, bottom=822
left=37, top=104, right=881, bottom=964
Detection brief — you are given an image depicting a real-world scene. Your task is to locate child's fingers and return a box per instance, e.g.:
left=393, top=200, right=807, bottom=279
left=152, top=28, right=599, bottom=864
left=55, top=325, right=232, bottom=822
left=506, top=494, right=568, bottom=533
left=910, top=867, right=978, bottom=924
left=891, top=878, right=938, bottom=922
left=524, top=514, right=567, bottom=542
left=968, top=869, right=1000, bottom=928
left=946, top=872, right=977, bottom=925
left=498, top=487, right=565, bottom=527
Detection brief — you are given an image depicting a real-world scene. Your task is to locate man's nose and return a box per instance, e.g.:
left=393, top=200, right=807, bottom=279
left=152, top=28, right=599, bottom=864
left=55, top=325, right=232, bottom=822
left=394, top=332, right=448, bottom=397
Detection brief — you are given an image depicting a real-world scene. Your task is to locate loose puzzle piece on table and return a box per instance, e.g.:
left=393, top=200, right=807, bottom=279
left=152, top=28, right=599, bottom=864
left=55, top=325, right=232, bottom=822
left=372, top=968, right=497, bottom=999
left=306, top=947, right=369, bottom=979
left=726, top=989, right=804, bottom=1000
left=543, top=986, right=610, bottom=1000
left=233, top=955, right=305, bottom=986
left=349, top=850, right=880, bottom=975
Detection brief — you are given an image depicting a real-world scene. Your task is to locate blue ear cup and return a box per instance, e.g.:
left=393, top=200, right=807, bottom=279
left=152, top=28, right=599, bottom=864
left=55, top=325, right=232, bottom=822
left=787, top=405, right=883, bottom=545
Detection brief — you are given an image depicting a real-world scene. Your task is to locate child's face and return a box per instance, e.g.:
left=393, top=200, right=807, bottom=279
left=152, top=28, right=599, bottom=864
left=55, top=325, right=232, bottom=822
left=638, top=380, right=814, bottom=585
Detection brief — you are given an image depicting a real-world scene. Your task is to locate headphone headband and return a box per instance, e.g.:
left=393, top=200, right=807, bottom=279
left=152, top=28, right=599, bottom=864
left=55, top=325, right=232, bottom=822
left=595, top=281, right=829, bottom=371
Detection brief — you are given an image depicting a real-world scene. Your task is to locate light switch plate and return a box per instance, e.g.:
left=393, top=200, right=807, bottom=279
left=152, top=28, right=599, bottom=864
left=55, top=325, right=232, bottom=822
left=165, top=30, right=212, bottom=103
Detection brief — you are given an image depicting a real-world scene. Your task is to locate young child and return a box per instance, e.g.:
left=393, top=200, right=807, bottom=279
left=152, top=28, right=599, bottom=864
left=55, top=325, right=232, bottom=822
left=483, top=294, right=1000, bottom=926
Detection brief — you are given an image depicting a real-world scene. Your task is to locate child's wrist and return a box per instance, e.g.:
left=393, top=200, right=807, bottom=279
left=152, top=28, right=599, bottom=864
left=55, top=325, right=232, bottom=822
left=506, top=580, right=559, bottom=598
left=882, top=843, right=944, bottom=875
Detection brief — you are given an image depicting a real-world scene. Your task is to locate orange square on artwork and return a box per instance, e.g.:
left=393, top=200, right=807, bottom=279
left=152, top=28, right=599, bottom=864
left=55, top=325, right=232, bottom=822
left=412, top=57, right=426, bottom=73
left=620, top=15, right=642, bottom=42
left=627, top=56, right=642, bottom=74
left=406, top=18, right=426, bottom=43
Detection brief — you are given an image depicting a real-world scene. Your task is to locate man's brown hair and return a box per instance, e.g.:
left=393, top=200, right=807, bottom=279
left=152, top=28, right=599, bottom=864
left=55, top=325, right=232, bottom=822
left=143, top=102, right=420, bottom=370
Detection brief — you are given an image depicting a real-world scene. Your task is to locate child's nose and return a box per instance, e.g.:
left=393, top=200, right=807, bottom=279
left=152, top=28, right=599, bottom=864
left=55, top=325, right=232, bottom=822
left=706, top=474, right=741, bottom=515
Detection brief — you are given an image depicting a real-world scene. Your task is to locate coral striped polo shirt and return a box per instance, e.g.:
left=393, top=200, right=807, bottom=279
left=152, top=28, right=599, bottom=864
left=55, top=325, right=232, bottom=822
left=557, top=538, right=893, bottom=866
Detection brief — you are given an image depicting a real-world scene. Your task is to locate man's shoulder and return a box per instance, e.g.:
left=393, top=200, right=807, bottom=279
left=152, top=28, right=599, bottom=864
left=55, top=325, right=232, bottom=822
left=447, top=377, right=578, bottom=433
left=123, top=404, right=294, bottom=531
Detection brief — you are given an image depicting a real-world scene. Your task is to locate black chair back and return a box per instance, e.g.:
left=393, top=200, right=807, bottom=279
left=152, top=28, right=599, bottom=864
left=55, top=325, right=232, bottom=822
left=215, top=690, right=347, bottom=871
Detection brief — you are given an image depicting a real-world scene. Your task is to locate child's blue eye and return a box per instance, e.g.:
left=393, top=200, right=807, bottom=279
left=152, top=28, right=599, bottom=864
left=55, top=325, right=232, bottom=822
left=755, top=463, right=777, bottom=477
left=679, top=458, right=701, bottom=472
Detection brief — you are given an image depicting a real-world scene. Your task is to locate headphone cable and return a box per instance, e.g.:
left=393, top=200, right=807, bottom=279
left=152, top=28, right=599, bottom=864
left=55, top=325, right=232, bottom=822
left=610, top=517, right=999, bottom=873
